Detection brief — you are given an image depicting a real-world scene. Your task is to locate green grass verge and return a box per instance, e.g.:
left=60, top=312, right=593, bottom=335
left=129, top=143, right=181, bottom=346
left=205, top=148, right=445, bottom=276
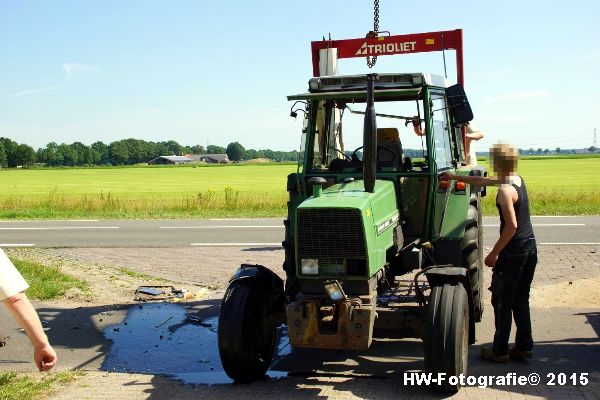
left=11, top=259, right=90, bottom=301
left=0, top=371, right=83, bottom=400
left=0, top=158, right=598, bottom=218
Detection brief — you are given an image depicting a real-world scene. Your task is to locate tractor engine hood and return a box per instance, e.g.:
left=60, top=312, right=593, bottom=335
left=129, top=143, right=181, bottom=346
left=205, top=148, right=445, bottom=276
left=295, top=180, right=400, bottom=279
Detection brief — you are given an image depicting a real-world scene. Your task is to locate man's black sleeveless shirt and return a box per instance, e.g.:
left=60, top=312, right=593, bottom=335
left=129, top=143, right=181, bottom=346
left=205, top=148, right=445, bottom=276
left=496, top=176, right=536, bottom=252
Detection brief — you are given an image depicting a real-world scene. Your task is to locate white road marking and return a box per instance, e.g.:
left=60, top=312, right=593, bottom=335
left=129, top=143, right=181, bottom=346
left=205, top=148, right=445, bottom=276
left=0, top=244, right=35, bottom=247
left=531, top=215, right=586, bottom=218
left=0, top=227, right=120, bottom=230
left=161, top=226, right=281, bottom=229
left=483, top=224, right=585, bottom=227
left=539, top=242, right=600, bottom=245
left=190, top=243, right=282, bottom=247
left=482, top=216, right=586, bottom=220
left=0, top=219, right=100, bottom=223
left=208, top=218, right=275, bottom=221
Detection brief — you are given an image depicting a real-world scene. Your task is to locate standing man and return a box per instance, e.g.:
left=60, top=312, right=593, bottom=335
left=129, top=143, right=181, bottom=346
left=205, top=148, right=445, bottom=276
left=440, top=143, right=537, bottom=363
left=1, top=249, right=57, bottom=371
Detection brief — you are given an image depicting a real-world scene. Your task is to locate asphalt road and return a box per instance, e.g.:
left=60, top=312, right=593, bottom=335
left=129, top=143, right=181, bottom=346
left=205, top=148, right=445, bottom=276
left=0, top=216, right=598, bottom=248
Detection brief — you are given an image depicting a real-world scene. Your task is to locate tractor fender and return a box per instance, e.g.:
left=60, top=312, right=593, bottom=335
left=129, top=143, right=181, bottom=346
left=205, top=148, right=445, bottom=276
left=424, top=265, right=468, bottom=287
left=229, top=264, right=282, bottom=284
left=424, top=265, right=476, bottom=344
left=228, top=264, right=286, bottom=314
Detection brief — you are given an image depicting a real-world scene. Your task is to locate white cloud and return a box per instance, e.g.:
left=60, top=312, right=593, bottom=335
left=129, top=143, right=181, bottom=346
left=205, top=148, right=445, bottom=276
left=5, top=86, right=62, bottom=99
left=483, top=90, right=551, bottom=104
left=62, top=63, right=99, bottom=79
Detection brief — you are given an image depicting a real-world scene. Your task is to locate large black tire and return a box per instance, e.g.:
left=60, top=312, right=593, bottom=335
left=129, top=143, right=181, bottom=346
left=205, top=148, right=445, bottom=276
left=218, top=280, right=277, bottom=382
left=463, top=194, right=484, bottom=322
left=424, top=283, right=469, bottom=393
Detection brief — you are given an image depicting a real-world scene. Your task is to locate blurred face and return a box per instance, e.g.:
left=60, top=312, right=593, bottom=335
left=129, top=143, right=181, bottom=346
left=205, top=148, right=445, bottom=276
left=490, top=143, right=518, bottom=176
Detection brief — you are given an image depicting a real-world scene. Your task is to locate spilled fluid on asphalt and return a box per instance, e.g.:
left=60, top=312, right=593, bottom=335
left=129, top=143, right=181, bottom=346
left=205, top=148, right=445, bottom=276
left=102, top=302, right=291, bottom=385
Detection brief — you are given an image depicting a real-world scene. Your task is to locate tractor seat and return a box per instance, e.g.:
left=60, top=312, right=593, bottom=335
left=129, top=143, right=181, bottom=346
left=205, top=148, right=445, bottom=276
left=377, top=128, right=403, bottom=170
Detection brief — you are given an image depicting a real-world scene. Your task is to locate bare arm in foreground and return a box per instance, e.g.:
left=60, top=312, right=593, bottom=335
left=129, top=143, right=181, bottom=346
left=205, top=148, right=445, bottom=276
left=3, top=293, right=57, bottom=371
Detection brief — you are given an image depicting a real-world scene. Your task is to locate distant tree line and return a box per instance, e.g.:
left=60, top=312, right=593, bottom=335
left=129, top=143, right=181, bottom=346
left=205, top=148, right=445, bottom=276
left=520, top=147, right=598, bottom=155
left=1, top=136, right=597, bottom=168
left=0, top=137, right=299, bottom=167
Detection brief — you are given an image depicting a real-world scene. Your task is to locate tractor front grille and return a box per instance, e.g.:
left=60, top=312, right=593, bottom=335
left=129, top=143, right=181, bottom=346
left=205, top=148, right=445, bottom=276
left=297, top=208, right=367, bottom=275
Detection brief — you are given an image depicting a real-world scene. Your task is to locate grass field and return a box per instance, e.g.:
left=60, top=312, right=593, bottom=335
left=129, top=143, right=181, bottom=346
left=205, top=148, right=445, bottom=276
left=0, top=158, right=598, bottom=219
left=479, top=157, right=600, bottom=215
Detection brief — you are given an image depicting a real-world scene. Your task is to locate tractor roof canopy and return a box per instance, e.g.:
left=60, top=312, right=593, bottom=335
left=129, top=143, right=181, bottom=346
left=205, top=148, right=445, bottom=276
left=287, top=73, right=447, bottom=101
left=287, top=88, right=421, bottom=102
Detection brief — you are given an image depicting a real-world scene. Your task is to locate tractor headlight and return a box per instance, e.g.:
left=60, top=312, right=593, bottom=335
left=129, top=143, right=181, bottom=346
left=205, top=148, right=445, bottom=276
left=301, top=259, right=319, bottom=275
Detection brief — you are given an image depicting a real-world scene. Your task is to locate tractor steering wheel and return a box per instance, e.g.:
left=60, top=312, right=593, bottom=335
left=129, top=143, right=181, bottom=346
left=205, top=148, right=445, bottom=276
left=328, top=146, right=351, bottom=161
left=351, top=145, right=396, bottom=163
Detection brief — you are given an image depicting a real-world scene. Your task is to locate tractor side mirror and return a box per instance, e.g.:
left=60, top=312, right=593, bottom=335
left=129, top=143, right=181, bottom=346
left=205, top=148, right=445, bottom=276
left=445, top=84, right=473, bottom=125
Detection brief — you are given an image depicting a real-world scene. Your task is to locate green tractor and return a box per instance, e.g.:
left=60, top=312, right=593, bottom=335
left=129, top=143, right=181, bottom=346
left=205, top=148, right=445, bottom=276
left=218, top=30, right=486, bottom=392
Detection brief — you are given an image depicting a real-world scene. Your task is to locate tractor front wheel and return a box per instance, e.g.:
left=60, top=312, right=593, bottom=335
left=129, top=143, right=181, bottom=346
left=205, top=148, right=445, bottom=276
left=218, top=280, right=277, bottom=382
left=424, top=283, right=469, bottom=393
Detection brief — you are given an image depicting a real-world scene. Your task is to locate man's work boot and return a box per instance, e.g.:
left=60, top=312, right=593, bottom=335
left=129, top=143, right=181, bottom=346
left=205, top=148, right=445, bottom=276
left=480, top=347, right=509, bottom=363
left=509, top=347, right=533, bottom=361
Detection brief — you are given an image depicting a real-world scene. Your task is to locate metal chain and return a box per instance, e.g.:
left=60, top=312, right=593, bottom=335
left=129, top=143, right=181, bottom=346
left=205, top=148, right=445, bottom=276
left=366, top=0, right=379, bottom=68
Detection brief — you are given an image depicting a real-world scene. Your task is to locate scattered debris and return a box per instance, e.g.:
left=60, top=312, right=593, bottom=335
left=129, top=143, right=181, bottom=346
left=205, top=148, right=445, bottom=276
left=0, top=336, right=9, bottom=347
left=591, top=249, right=597, bottom=254
left=186, top=316, right=213, bottom=328
left=138, top=287, right=165, bottom=296
left=134, top=285, right=177, bottom=301
left=170, top=288, right=210, bottom=303
left=155, top=316, right=174, bottom=328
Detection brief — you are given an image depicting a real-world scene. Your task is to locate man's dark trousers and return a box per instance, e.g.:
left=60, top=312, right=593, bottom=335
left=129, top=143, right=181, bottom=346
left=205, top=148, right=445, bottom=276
left=491, top=250, right=538, bottom=356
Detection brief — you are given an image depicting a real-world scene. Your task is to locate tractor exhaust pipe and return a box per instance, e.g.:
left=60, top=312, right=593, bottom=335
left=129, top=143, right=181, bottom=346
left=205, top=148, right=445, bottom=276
left=363, top=74, right=378, bottom=193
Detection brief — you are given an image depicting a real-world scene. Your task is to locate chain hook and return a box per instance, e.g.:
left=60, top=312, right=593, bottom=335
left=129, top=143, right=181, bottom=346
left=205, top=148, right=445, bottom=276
left=366, top=0, right=380, bottom=68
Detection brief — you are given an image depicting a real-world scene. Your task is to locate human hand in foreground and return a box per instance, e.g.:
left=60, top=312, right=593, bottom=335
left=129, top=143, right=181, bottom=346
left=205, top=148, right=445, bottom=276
left=34, top=343, right=57, bottom=371
left=484, top=252, right=498, bottom=269
left=438, top=171, right=455, bottom=181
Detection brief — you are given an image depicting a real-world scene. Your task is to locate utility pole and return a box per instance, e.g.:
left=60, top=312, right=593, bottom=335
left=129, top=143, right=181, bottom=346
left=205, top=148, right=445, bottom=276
left=594, top=128, right=597, bottom=148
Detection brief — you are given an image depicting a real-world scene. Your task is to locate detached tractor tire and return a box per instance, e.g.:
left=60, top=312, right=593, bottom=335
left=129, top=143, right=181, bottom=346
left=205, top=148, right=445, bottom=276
left=218, top=280, right=277, bottom=382
left=424, top=283, right=469, bottom=393
left=463, top=194, right=484, bottom=322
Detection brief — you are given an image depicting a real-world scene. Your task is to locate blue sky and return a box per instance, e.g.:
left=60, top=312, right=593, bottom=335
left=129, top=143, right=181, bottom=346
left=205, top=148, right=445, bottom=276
left=1, top=0, right=598, bottom=152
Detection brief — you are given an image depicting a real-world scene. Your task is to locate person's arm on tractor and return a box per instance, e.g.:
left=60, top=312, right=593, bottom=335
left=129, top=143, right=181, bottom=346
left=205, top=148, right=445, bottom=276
left=412, top=117, right=425, bottom=136
left=484, top=184, right=518, bottom=268
left=466, top=131, right=483, bottom=141
left=438, top=171, right=497, bottom=187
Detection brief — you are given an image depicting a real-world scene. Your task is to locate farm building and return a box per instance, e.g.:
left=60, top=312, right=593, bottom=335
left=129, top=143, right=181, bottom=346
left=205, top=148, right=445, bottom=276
left=148, top=155, right=192, bottom=165
left=184, top=154, right=229, bottom=163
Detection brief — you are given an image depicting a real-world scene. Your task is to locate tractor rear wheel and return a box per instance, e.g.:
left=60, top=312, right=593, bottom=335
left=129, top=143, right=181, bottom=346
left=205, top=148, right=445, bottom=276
left=424, top=283, right=469, bottom=393
left=218, top=280, right=277, bottom=382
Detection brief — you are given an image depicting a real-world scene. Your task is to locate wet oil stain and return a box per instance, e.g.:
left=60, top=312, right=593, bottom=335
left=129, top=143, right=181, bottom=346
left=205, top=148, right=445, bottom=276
left=102, top=302, right=291, bottom=385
